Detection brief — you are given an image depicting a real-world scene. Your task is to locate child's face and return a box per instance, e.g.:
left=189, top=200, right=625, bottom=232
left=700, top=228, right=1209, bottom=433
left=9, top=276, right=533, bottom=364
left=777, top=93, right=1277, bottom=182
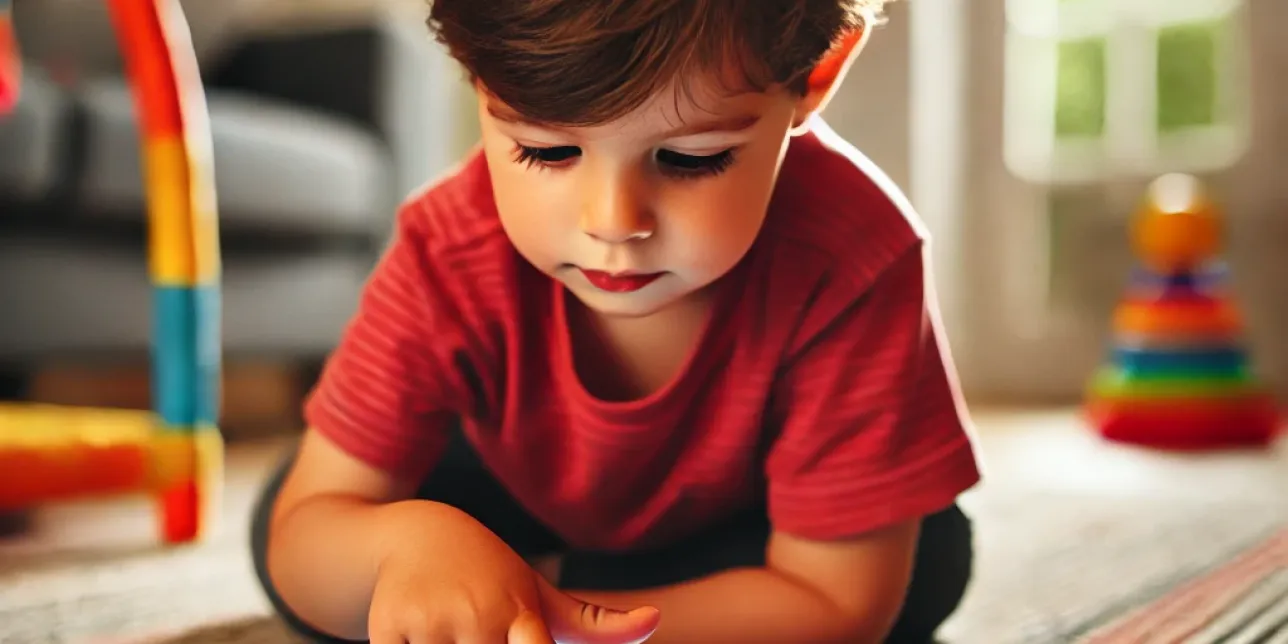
left=478, top=72, right=809, bottom=319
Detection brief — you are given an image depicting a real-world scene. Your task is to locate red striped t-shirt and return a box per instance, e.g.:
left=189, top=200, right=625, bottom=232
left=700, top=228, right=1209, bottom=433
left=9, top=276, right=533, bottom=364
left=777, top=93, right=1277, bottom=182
left=305, top=123, right=981, bottom=550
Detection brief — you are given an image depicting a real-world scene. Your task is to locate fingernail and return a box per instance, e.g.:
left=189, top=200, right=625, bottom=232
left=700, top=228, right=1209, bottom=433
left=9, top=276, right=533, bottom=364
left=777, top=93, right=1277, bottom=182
left=628, top=606, right=661, bottom=624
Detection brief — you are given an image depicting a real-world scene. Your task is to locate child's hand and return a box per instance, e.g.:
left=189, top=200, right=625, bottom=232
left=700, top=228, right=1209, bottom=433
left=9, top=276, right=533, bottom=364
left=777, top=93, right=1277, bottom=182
left=368, top=505, right=660, bottom=643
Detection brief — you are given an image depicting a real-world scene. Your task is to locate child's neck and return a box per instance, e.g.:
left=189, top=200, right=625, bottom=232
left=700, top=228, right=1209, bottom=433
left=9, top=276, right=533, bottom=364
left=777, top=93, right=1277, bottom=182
left=566, top=288, right=714, bottom=402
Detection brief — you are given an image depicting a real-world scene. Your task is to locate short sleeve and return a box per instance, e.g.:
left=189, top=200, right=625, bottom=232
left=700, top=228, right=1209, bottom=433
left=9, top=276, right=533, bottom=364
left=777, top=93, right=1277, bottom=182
left=303, top=201, right=478, bottom=480
left=765, top=243, right=981, bottom=540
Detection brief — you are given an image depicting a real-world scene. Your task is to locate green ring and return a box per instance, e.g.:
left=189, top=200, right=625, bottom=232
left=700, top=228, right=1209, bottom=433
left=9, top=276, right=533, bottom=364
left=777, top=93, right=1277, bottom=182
left=1088, top=366, right=1263, bottom=400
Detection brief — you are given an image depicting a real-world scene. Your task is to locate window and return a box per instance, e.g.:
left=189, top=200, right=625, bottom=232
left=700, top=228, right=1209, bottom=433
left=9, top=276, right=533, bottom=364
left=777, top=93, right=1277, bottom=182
left=1004, top=0, right=1250, bottom=185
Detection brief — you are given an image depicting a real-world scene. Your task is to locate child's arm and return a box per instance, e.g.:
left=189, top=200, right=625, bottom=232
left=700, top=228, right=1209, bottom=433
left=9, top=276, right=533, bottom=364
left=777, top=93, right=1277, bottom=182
left=265, top=428, right=454, bottom=639
left=266, top=428, right=415, bottom=638
left=573, top=520, right=920, bottom=643
left=260, top=197, right=517, bottom=640
left=271, top=429, right=662, bottom=643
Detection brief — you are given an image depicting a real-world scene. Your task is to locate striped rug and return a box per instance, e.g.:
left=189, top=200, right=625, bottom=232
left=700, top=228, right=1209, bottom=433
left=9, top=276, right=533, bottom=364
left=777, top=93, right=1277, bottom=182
left=1081, top=528, right=1288, bottom=643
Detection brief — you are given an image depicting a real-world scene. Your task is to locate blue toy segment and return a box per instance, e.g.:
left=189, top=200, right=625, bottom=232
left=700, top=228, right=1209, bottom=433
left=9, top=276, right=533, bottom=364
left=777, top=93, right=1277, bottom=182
left=152, top=284, right=220, bottom=428
left=1111, top=346, right=1246, bottom=377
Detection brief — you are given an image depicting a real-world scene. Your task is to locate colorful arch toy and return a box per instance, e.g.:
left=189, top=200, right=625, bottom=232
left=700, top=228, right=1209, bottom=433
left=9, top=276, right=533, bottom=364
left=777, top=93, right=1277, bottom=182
left=0, top=0, right=223, bottom=545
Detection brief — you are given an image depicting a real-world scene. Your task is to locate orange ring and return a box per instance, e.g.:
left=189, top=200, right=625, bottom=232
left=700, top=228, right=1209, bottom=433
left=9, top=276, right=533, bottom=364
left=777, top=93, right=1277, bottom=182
left=1113, top=299, right=1241, bottom=336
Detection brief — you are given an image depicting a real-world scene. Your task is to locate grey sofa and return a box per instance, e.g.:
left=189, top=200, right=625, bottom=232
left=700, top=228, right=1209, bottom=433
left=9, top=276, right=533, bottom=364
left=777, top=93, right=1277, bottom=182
left=0, top=5, right=464, bottom=370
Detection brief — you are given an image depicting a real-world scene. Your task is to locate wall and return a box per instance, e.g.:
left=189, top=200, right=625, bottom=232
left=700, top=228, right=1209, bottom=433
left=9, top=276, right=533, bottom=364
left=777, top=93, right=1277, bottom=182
left=826, top=2, right=913, bottom=194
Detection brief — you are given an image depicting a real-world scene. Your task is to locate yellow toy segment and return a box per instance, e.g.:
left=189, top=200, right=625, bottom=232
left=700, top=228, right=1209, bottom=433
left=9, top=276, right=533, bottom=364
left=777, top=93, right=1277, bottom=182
left=0, top=403, right=153, bottom=446
left=193, top=427, right=224, bottom=541
left=184, top=133, right=222, bottom=283
left=192, top=181, right=222, bottom=283
left=150, top=426, right=224, bottom=489
left=144, top=136, right=198, bottom=285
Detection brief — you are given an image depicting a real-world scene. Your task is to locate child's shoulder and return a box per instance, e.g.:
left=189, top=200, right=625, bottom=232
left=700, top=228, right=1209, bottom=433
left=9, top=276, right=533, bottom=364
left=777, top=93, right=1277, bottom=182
left=762, top=118, right=929, bottom=290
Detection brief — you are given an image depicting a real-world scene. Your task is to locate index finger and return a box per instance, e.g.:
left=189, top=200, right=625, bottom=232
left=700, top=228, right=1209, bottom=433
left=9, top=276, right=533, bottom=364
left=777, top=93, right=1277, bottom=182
left=508, top=609, right=556, bottom=644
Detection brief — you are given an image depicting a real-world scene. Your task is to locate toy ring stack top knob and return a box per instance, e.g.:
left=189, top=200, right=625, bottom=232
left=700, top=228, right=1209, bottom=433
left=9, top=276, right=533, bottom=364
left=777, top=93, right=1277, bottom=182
left=1131, top=173, right=1222, bottom=275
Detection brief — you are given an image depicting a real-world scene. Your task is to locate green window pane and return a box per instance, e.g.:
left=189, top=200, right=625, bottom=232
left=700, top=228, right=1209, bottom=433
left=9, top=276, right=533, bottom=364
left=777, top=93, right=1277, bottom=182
left=1157, top=21, right=1220, bottom=133
left=1055, top=37, right=1107, bottom=138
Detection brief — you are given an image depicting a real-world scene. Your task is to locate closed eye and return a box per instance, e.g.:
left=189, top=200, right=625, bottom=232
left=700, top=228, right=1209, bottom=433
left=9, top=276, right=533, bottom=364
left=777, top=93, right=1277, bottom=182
left=512, top=144, right=580, bottom=169
left=511, top=144, right=739, bottom=180
left=655, top=148, right=737, bottom=179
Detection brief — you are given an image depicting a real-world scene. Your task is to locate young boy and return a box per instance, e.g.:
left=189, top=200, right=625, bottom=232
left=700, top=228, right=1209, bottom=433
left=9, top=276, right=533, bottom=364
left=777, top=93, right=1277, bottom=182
left=251, top=1, right=982, bottom=642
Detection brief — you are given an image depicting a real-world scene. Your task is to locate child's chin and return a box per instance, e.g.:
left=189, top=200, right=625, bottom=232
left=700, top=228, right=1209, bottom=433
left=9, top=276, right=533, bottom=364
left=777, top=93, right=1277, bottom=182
left=568, top=285, right=680, bottom=319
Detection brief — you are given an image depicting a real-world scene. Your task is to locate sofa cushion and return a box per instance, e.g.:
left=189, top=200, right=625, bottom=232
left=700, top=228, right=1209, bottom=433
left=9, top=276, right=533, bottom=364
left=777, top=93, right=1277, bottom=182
left=74, top=78, right=391, bottom=238
left=0, top=235, right=372, bottom=360
left=0, top=68, right=71, bottom=204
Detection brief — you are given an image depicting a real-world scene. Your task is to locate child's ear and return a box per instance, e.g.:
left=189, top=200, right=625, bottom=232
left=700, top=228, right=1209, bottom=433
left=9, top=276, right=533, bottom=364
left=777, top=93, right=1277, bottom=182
left=790, top=26, right=870, bottom=133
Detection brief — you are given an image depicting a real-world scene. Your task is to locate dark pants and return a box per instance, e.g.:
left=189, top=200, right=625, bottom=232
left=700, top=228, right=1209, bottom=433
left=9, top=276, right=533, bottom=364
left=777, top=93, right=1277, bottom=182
left=251, top=433, right=974, bottom=643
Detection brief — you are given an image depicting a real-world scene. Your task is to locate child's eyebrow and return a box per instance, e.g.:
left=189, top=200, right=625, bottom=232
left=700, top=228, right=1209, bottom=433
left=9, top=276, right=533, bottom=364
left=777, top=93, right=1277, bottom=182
left=486, top=101, right=760, bottom=138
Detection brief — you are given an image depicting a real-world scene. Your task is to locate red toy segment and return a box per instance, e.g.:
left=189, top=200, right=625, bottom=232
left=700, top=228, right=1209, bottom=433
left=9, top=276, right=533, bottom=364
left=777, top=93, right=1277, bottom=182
left=1089, top=401, right=1279, bottom=450
left=0, top=13, right=19, bottom=115
left=159, top=478, right=200, bottom=543
left=0, top=445, right=151, bottom=510
left=106, top=0, right=183, bottom=139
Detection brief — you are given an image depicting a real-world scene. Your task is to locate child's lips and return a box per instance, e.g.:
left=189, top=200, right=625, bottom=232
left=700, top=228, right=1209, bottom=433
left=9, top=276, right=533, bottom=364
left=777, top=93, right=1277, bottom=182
left=579, top=269, right=663, bottom=293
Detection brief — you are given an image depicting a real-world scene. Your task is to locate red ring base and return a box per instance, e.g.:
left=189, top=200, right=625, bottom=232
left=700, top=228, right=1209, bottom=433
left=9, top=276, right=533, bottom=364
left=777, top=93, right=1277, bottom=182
left=1086, top=401, right=1281, bottom=451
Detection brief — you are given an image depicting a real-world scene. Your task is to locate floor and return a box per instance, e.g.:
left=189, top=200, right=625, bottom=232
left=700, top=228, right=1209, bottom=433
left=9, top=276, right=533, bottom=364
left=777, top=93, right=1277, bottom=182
left=0, top=408, right=1285, bottom=643
left=944, top=409, right=1287, bottom=641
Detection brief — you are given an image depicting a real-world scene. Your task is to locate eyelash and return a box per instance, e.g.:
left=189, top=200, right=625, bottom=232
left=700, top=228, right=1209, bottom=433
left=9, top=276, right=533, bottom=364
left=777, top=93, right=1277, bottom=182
left=510, top=144, right=737, bottom=180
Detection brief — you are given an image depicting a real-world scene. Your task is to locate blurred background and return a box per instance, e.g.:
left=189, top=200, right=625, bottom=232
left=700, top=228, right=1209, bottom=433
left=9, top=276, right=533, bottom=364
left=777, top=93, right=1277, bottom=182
left=0, top=0, right=475, bottom=432
left=838, top=0, right=1285, bottom=406
left=0, top=0, right=1284, bottom=643
left=1, top=0, right=1285, bottom=413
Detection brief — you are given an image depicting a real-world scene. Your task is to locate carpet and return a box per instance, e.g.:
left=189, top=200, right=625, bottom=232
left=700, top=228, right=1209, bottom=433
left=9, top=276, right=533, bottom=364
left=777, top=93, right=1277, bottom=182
left=0, top=411, right=1284, bottom=643
left=1080, top=529, right=1288, bottom=643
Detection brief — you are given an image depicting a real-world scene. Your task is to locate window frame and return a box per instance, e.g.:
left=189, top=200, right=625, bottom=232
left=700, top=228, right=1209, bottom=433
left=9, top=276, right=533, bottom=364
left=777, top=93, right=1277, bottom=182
left=1002, top=0, right=1250, bottom=185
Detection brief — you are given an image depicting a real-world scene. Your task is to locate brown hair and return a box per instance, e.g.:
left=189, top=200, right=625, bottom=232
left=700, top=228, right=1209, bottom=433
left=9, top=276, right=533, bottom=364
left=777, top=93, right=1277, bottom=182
left=428, top=0, right=884, bottom=127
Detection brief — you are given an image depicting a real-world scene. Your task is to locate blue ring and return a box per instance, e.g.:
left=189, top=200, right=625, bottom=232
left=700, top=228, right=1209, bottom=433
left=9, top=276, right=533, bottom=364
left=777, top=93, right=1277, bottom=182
left=1111, top=346, right=1246, bottom=377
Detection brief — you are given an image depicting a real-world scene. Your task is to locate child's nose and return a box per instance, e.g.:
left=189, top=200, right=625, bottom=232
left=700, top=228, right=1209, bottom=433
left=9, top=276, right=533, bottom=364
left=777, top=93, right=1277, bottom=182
left=582, top=213, right=654, bottom=244
left=579, top=178, right=654, bottom=244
